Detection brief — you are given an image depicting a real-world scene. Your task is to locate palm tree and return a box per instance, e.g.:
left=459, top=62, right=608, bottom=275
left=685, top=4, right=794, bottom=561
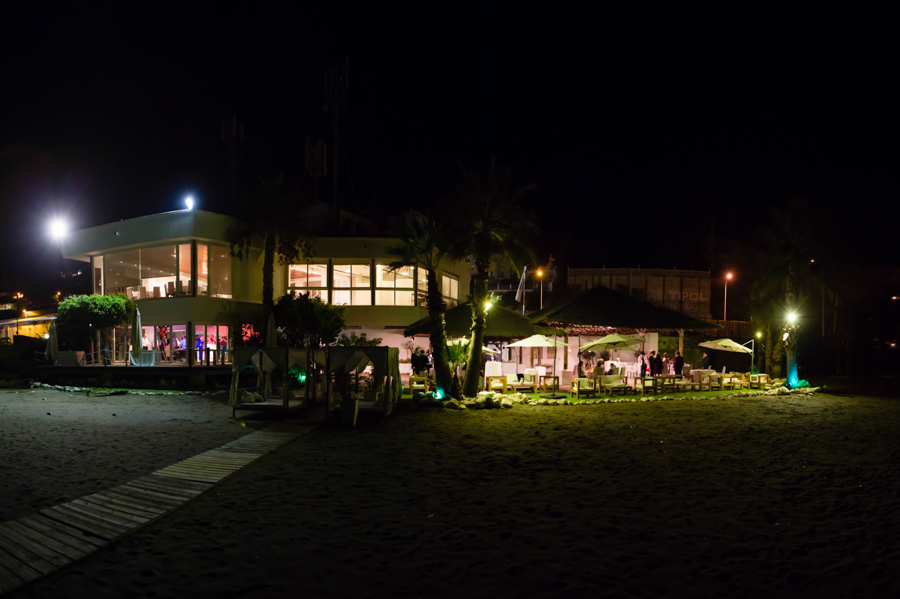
left=753, top=200, right=827, bottom=382
left=447, top=155, right=540, bottom=397
left=387, top=212, right=456, bottom=399
left=228, top=174, right=315, bottom=335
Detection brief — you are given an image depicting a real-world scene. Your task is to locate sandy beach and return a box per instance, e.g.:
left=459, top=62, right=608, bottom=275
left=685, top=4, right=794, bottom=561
left=3, top=385, right=900, bottom=598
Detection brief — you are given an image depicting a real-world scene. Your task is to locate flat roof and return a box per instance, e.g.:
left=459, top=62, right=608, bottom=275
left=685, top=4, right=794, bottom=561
left=62, top=210, right=243, bottom=261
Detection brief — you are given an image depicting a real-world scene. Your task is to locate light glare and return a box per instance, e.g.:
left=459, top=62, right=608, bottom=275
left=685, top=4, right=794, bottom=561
left=185, top=196, right=194, bottom=210
left=49, top=218, right=67, bottom=241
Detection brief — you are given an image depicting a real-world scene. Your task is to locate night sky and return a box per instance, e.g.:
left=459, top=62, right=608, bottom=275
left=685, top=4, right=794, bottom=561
left=2, top=6, right=898, bottom=298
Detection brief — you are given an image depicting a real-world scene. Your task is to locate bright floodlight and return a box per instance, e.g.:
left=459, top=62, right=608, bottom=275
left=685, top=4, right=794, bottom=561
left=787, top=312, right=798, bottom=324
left=185, top=196, right=194, bottom=210
left=726, top=272, right=733, bottom=280
left=756, top=332, right=762, bottom=338
left=49, top=218, right=67, bottom=241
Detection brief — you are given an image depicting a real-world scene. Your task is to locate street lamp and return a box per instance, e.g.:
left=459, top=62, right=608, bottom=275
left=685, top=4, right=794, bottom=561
left=185, top=196, right=195, bottom=210
left=537, top=269, right=543, bottom=310
left=724, top=272, right=733, bottom=322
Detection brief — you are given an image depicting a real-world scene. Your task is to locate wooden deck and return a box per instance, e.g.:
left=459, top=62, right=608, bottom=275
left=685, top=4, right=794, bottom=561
left=0, top=426, right=312, bottom=595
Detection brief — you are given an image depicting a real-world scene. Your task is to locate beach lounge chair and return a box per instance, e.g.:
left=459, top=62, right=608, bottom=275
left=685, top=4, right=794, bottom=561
left=749, top=374, right=769, bottom=389
left=709, top=374, right=721, bottom=391
left=635, top=377, right=658, bottom=396
left=674, top=376, right=697, bottom=392
left=599, top=374, right=630, bottom=396
left=507, top=373, right=536, bottom=393
left=539, top=375, right=559, bottom=393
left=409, top=375, right=428, bottom=395
left=699, top=375, right=711, bottom=391
left=570, top=377, right=598, bottom=399
left=486, top=376, right=508, bottom=393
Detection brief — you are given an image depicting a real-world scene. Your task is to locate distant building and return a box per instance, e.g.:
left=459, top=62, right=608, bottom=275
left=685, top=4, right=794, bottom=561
left=568, top=267, right=712, bottom=318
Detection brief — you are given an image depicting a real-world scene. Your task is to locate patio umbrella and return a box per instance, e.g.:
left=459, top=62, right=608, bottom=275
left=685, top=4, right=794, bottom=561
left=698, top=338, right=752, bottom=354
left=257, top=313, right=278, bottom=397
left=448, top=338, right=498, bottom=354
left=130, top=306, right=142, bottom=363
left=507, top=334, right=557, bottom=348
left=580, top=333, right=645, bottom=352
left=508, top=334, right=568, bottom=397
left=44, top=322, right=59, bottom=362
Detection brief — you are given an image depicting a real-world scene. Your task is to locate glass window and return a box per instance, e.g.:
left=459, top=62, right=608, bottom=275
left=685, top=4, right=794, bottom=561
left=178, top=244, right=192, bottom=296
left=375, top=265, right=414, bottom=305
left=289, top=263, right=327, bottom=288
left=104, top=249, right=141, bottom=298
left=140, top=245, right=177, bottom=299
left=442, top=274, right=459, bottom=308
left=93, top=256, right=103, bottom=295
left=208, top=245, right=232, bottom=298
left=332, top=264, right=371, bottom=305
left=197, top=245, right=209, bottom=296
left=103, top=246, right=186, bottom=299
left=416, top=267, right=429, bottom=306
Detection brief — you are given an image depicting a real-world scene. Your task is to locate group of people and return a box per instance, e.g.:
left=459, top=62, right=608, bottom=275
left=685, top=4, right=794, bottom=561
left=639, top=350, right=685, bottom=377
left=410, top=348, right=433, bottom=376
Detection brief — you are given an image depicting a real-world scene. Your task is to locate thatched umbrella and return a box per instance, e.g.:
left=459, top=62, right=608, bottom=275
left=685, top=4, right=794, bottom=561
left=404, top=302, right=558, bottom=340
left=529, top=285, right=720, bottom=333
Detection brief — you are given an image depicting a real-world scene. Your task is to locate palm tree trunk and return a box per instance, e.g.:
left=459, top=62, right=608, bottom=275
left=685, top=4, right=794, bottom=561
left=425, top=272, right=454, bottom=398
left=262, top=233, right=276, bottom=323
left=462, top=268, right=489, bottom=396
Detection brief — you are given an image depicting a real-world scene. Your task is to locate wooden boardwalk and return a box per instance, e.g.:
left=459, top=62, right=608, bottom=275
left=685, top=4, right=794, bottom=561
left=0, top=426, right=311, bottom=595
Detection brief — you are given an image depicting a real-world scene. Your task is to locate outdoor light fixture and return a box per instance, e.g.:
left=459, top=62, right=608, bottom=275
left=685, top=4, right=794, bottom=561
left=49, top=217, right=67, bottom=242
left=724, top=272, right=733, bottom=322
left=537, top=269, right=544, bottom=310
left=185, top=196, right=195, bottom=210
left=787, top=312, right=798, bottom=324
left=485, top=300, right=493, bottom=311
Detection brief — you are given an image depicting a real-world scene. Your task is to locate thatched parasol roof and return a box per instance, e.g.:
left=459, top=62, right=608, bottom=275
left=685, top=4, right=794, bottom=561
left=404, top=302, right=559, bottom=339
left=528, top=285, right=720, bottom=333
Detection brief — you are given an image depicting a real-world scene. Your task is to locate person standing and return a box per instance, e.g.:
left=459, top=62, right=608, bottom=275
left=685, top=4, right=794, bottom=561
left=702, top=352, right=711, bottom=369
left=647, top=351, right=657, bottom=375
left=639, top=352, right=647, bottom=377
left=661, top=352, right=670, bottom=375
left=674, top=351, right=685, bottom=377
left=653, top=352, right=663, bottom=377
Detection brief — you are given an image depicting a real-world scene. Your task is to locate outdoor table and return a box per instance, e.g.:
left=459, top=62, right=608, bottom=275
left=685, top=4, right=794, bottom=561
left=691, top=369, right=715, bottom=383
left=485, top=361, right=503, bottom=378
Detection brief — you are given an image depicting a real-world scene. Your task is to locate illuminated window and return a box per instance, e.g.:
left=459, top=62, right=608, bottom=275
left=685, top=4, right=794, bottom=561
left=375, top=265, right=415, bottom=306
left=332, top=264, right=371, bottom=305
left=441, top=274, right=459, bottom=308
left=416, top=268, right=430, bottom=306
left=197, top=244, right=231, bottom=298
left=289, top=263, right=329, bottom=302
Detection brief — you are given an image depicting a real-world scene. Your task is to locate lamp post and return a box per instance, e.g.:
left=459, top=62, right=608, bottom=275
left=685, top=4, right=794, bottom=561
left=537, top=269, right=543, bottom=310
left=724, top=272, right=733, bottom=322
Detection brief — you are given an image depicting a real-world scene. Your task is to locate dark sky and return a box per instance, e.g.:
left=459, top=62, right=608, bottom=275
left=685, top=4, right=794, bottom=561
left=2, top=5, right=898, bottom=296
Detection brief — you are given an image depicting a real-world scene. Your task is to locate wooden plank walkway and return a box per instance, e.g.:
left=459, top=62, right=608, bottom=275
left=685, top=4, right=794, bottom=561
left=0, top=426, right=311, bottom=596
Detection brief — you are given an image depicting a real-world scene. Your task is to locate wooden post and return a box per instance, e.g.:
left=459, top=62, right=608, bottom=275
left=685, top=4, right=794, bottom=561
left=678, top=329, right=684, bottom=354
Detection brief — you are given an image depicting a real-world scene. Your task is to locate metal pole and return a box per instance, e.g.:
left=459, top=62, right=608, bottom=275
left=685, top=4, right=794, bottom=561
left=724, top=279, right=728, bottom=322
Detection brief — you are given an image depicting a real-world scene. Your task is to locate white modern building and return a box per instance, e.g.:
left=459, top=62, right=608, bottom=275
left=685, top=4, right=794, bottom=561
left=61, top=208, right=470, bottom=366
